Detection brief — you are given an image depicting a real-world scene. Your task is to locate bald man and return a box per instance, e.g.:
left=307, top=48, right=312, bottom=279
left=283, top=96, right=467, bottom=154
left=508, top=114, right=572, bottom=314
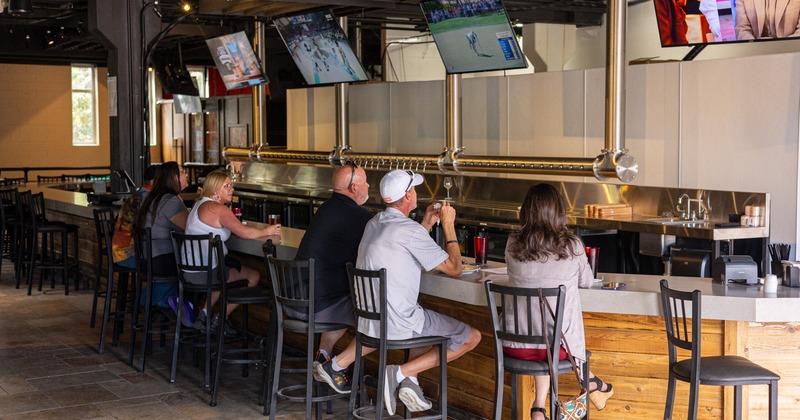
left=290, top=162, right=373, bottom=371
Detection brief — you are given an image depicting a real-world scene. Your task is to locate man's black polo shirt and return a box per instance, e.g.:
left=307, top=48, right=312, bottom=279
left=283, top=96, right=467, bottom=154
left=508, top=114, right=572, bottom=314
left=294, top=192, right=374, bottom=312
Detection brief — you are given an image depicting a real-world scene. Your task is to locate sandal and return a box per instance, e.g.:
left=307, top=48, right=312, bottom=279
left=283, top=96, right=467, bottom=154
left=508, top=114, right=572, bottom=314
left=530, top=406, right=548, bottom=420
left=589, top=376, right=614, bottom=410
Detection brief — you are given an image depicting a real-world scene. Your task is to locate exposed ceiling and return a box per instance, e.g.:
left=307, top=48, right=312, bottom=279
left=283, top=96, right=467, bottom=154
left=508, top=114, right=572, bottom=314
left=0, top=0, right=607, bottom=66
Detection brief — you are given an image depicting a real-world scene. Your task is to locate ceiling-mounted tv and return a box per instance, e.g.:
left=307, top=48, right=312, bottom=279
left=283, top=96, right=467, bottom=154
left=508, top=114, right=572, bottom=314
left=174, top=94, right=202, bottom=114
left=419, top=0, right=526, bottom=74
left=151, top=52, right=199, bottom=96
left=654, top=0, right=800, bottom=47
left=205, top=31, right=269, bottom=90
left=273, top=9, right=369, bottom=85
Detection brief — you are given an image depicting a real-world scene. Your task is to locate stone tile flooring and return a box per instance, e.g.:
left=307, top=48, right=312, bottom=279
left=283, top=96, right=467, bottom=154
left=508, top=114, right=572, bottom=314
left=0, top=265, right=353, bottom=419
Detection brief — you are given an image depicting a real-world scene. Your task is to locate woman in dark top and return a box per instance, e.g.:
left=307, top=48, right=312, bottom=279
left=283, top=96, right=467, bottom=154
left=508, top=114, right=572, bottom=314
left=135, top=162, right=189, bottom=307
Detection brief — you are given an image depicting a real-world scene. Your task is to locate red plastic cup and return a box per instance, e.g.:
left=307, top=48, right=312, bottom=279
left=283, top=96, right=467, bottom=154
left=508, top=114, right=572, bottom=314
left=586, top=246, right=599, bottom=279
left=474, top=236, right=488, bottom=266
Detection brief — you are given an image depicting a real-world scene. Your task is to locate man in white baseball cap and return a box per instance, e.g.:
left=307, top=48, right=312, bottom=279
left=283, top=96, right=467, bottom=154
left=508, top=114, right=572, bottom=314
left=315, top=169, right=481, bottom=415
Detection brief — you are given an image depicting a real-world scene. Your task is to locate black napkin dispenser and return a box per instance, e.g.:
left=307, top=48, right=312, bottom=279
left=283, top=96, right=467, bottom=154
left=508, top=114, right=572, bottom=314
left=711, top=255, right=758, bottom=285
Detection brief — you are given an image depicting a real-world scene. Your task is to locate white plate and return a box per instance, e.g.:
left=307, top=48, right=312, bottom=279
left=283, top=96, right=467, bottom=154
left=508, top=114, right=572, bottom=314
left=462, top=265, right=481, bottom=275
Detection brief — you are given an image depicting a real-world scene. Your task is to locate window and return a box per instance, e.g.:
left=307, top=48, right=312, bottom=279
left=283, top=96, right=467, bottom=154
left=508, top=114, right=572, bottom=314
left=71, top=64, right=98, bottom=146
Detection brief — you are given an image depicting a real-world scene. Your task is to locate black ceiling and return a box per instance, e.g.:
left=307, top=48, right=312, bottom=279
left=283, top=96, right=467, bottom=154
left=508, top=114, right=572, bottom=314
left=0, top=0, right=607, bottom=66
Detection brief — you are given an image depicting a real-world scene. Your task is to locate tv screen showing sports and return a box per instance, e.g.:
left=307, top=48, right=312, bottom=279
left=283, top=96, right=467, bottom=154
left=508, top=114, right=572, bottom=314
left=151, top=53, right=199, bottom=96
left=273, top=10, right=369, bottom=85
left=206, top=31, right=269, bottom=90
left=174, top=94, right=202, bottom=114
left=420, top=0, right=526, bottom=74
left=654, top=0, right=800, bottom=46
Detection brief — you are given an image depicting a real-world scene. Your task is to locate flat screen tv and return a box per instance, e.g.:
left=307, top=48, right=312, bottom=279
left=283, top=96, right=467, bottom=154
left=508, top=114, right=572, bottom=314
left=273, top=10, right=369, bottom=85
left=174, top=94, right=202, bottom=114
left=420, top=0, right=526, bottom=74
left=654, top=0, right=800, bottom=46
left=151, top=53, right=199, bottom=96
left=205, top=31, right=269, bottom=90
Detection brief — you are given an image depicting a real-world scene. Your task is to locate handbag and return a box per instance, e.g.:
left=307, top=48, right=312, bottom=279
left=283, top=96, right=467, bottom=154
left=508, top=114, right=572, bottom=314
left=539, top=290, right=589, bottom=420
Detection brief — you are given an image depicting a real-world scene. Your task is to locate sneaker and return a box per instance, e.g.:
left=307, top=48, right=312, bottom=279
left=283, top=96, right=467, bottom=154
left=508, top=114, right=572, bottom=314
left=192, top=311, right=208, bottom=331
left=167, top=296, right=194, bottom=328
left=209, top=314, right=239, bottom=338
left=314, top=359, right=351, bottom=394
left=383, top=365, right=401, bottom=416
left=398, top=378, right=432, bottom=412
left=312, top=351, right=329, bottom=382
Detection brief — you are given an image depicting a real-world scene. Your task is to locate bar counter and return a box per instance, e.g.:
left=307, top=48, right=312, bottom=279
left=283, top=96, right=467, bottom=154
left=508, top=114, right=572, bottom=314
left=34, top=189, right=800, bottom=420
left=229, top=224, right=800, bottom=420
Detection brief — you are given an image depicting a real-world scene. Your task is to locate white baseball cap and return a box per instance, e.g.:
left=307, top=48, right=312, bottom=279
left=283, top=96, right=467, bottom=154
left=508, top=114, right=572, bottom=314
left=380, top=169, right=423, bottom=203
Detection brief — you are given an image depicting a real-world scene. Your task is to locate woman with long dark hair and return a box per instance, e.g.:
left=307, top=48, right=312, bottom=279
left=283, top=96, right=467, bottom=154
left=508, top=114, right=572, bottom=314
left=136, top=161, right=190, bottom=278
left=504, top=183, right=613, bottom=420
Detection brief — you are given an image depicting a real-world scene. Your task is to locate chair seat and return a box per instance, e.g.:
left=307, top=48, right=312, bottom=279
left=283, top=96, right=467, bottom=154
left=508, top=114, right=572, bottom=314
left=226, top=285, right=271, bottom=305
left=359, top=332, right=450, bottom=351
left=503, top=355, right=573, bottom=375
left=673, top=356, right=781, bottom=385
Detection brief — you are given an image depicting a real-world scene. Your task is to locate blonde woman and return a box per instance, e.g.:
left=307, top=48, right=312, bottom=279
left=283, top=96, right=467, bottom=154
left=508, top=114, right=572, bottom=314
left=184, top=170, right=280, bottom=336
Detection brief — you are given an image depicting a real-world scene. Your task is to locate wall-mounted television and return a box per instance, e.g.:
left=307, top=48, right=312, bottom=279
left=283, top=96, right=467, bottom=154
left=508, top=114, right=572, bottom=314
left=420, top=0, right=526, bottom=74
left=273, top=9, right=369, bottom=85
left=654, top=0, right=800, bottom=47
left=205, top=31, right=269, bottom=90
left=174, top=94, right=202, bottom=114
left=151, top=52, right=199, bottom=96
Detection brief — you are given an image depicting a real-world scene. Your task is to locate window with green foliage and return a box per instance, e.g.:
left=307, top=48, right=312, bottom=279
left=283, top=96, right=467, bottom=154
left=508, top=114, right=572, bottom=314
left=71, top=64, right=98, bottom=146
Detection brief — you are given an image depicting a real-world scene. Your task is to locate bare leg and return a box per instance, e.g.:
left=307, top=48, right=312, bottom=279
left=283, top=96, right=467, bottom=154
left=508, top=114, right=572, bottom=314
left=531, top=375, right=550, bottom=420
left=319, top=329, right=348, bottom=356
left=398, top=327, right=481, bottom=378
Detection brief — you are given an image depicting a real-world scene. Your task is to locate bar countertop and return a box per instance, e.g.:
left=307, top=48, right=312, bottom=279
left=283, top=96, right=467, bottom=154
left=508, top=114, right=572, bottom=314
left=226, top=224, right=800, bottom=323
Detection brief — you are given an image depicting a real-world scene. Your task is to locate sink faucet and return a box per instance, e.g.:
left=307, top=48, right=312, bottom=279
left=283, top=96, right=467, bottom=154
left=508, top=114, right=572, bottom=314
left=676, top=193, right=707, bottom=221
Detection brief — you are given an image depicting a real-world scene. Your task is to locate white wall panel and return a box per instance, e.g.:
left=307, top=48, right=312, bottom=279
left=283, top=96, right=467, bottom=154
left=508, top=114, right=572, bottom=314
left=350, top=83, right=391, bottom=153
left=461, top=77, right=508, bottom=156
left=389, top=80, right=444, bottom=155
left=625, top=62, right=681, bottom=187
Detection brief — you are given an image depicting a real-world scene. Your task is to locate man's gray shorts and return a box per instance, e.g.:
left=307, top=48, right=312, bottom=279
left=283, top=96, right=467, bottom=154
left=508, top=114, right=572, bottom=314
left=411, top=309, right=472, bottom=352
left=283, top=294, right=356, bottom=326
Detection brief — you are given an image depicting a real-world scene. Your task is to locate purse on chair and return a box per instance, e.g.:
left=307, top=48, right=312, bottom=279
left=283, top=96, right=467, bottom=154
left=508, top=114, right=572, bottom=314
left=540, top=290, right=588, bottom=420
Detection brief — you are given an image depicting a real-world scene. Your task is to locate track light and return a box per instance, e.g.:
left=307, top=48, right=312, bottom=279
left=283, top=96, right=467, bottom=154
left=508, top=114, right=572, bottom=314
left=179, top=1, right=192, bottom=12
left=9, top=0, right=33, bottom=14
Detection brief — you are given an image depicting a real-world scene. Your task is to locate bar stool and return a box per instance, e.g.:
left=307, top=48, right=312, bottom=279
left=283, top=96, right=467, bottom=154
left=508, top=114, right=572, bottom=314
left=17, top=191, right=80, bottom=295
left=0, top=187, right=20, bottom=278
left=266, top=256, right=350, bottom=420
left=91, top=207, right=119, bottom=327
left=209, top=238, right=274, bottom=407
left=659, top=279, right=779, bottom=420
left=484, top=281, right=591, bottom=420
left=346, top=263, right=449, bottom=420
left=95, top=217, right=138, bottom=353
left=170, top=231, right=248, bottom=388
left=128, top=227, right=177, bottom=371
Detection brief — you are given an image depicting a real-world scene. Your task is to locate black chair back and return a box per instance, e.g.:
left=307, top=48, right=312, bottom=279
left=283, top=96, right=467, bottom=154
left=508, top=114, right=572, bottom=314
left=171, top=232, right=225, bottom=289
left=266, top=256, right=314, bottom=324
left=659, top=279, right=701, bottom=361
left=346, top=262, right=387, bottom=333
left=0, top=187, right=17, bottom=221
left=484, top=281, right=570, bottom=420
left=92, top=207, right=115, bottom=257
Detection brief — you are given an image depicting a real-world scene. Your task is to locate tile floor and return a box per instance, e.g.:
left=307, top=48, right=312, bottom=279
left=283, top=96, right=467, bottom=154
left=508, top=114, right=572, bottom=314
left=0, top=264, right=353, bottom=419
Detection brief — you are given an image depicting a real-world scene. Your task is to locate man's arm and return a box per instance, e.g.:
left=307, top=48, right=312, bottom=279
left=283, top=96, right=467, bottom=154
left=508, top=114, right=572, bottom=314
left=433, top=203, right=462, bottom=278
left=735, top=0, right=757, bottom=40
